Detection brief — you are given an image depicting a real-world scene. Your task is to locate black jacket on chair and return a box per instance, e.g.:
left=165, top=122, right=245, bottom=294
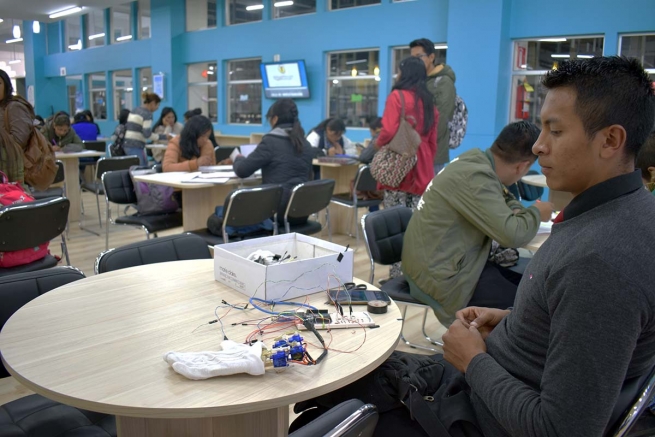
left=233, top=124, right=313, bottom=223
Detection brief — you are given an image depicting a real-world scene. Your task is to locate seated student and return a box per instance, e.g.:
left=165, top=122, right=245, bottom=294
left=81, top=109, right=102, bottom=137
left=207, top=99, right=313, bottom=237
left=72, top=112, right=99, bottom=141
left=184, top=108, right=219, bottom=150
left=358, top=116, right=382, bottom=165
left=162, top=115, right=215, bottom=172
left=402, top=120, right=553, bottom=326
left=306, top=117, right=356, bottom=156
left=636, top=131, right=655, bottom=194
left=152, top=107, right=184, bottom=162
left=43, top=113, right=82, bottom=151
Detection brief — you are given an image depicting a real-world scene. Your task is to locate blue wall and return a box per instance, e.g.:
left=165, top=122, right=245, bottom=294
left=23, top=0, right=655, bottom=149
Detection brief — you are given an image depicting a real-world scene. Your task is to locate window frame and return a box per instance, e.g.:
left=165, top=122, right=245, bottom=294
left=112, top=70, right=134, bottom=120
left=187, top=62, right=219, bottom=123
left=84, top=10, right=106, bottom=49
left=390, top=43, right=448, bottom=79
left=226, top=57, right=263, bottom=125
left=186, top=0, right=218, bottom=32
left=65, top=16, right=82, bottom=52
left=273, top=0, right=317, bottom=19
left=226, top=0, right=264, bottom=26
left=138, top=0, right=151, bottom=40
left=328, top=0, right=381, bottom=11
left=88, top=73, right=108, bottom=121
left=110, top=3, right=133, bottom=44
left=618, top=33, right=655, bottom=74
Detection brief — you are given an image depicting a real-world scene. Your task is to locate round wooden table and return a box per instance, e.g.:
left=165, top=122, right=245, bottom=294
left=0, top=260, right=401, bottom=437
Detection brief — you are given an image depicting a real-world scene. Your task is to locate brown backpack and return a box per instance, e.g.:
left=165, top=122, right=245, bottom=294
left=3, top=97, right=57, bottom=191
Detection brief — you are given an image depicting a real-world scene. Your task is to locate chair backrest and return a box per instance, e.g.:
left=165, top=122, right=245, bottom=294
left=607, top=364, right=655, bottom=437
left=285, top=179, right=335, bottom=220
left=223, top=184, right=284, bottom=228
left=95, top=233, right=212, bottom=274
left=53, top=160, right=65, bottom=184
left=102, top=170, right=137, bottom=205
left=0, top=266, right=85, bottom=378
left=517, top=170, right=544, bottom=201
left=326, top=403, right=378, bottom=437
left=289, top=399, right=378, bottom=437
left=354, top=166, right=378, bottom=193
left=82, top=140, right=107, bottom=152
left=0, top=197, right=69, bottom=252
left=362, top=206, right=413, bottom=268
left=215, top=146, right=236, bottom=163
left=95, top=156, right=140, bottom=180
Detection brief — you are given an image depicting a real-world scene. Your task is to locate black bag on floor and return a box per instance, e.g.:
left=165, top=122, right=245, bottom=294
left=291, top=352, right=483, bottom=437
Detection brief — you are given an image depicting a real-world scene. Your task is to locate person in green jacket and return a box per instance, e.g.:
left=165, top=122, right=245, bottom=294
left=43, top=113, right=82, bottom=151
left=402, top=121, right=554, bottom=326
left=636, top=130, right=655, bottom=195
left=410, top=38, right=456, bottom=175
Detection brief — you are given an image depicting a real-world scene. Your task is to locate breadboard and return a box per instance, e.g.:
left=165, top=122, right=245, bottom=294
left=297, top=312, right=376, bottom=330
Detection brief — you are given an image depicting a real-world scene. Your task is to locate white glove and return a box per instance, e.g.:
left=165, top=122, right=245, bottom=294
left=164, top=340, right=265, bottom=380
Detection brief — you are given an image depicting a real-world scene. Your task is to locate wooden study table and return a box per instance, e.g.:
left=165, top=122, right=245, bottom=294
left=55, top=150, right=106, bottom=222
left=524, top=232, right=549, bottom=252
left=521, top=174, right=573, bottom=211
left=312, top=159, right=360, bottom=235
left=131, top=172, right=260, bottom=232
left=0, top=260, right=401, bottom=437
left=146, top=144, right=167, bottom=151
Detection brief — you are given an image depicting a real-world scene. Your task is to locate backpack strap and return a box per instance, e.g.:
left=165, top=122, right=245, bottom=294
left=399, top=379, right=453, bottom=437
left=397, top=90, right=406, bottom=120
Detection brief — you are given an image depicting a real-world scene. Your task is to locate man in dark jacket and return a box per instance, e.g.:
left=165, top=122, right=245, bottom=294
left=410, top=38, right=456, bottom=174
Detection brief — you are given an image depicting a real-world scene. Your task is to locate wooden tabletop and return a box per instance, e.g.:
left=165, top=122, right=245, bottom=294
left=55, top=151, right=105, bottom=159
left=132, top=172, right=260, bottom=189
left=521, top=174, right=547, bottom=188
left=524, top=233, right=549, bottom=252
left=0, top=260, right=401, bottom=420
left=311, top=159, right=360, bottom=167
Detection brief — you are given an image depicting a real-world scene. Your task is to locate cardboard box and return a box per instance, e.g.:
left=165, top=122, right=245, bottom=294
left=214, top=233, right=354, bottom=302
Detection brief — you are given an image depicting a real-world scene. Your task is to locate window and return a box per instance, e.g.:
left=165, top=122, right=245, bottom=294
left=67, top=75, right=83, bottom=115
left=620, top=34, right=655, bottom=79
left=227, top=58, right=262, bottom=124
left=274, top=0, right=316, bottom=18
left=139, top=67, right=153, bottom=92
left=111, top=3, right=133, bottom=43
left=327, top=50, right=379, bottom=128
left=227, top=0, right=263, bottom=25
left=330, top=0, right=380, bottom=10
left=392, top=44, right=447, bottom=78
left=113, top=70, right=134, bottom=118
left=188, top=62, right=218, bottom=122
left=85, top=10, right=106, bottom=48
left=88, top=73, right=107, bottom=120
left=186, top=0, right=217, bottom=31
left=139, top=0, right=151, bottom=39
left=510, top=36, right=604, bottom=126
left=65, top=16, right=81, bottom=51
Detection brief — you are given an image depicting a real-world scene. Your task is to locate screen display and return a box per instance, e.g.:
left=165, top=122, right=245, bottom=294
left=260, top=60, right=310, bottom=99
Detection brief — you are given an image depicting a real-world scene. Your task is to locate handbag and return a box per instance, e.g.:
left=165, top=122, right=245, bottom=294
left=386, top=90, right=422, bottom=157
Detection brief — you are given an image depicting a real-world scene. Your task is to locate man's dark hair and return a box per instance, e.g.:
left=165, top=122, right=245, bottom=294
left=266, top=98, right=306, bottom=154
left=542, top=56, right=655, bottom=158
left=636, top=131, right=655, bottom=181
left=312, top=117, right=346, bottom=135
left=179, top=115, right=213, bottom=160
left=184, top=108, right=203, bottom=120
left=409, top=38, right=436, bottom=59
left=53, top=114, right=71, bottom=127
left=491, top=121, right=540, bottom=163
left=368, top=117, right=382, bottom=131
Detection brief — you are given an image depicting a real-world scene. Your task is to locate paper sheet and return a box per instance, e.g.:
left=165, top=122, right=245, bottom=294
left=537, top=221, right=553, bottom=235
left=181, top=172, right=230, bottom=184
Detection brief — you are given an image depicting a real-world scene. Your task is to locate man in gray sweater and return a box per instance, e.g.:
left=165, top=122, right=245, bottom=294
left=442, top=56, right=655, bottom=436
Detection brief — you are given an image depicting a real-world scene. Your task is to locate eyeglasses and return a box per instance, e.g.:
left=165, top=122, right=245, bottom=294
left=413, top=53, right=428, bottom=59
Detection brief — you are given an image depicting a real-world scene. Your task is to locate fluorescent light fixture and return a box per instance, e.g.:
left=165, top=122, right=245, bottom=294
left=577, top=54, right=594, bottom=59
left=126, top=88, right=133, bottom=92
left=274, top=1, right=294, bottom=6
left=332, top=79, right=339, bottom=84
left=12, top=25, right=20, bottom=39
left=116, top=35, right=133, bottom=41
left=0, top=19, right=3, bottom=23
left=88, top=33, right=105, bottom=40
left=520, top=64, right=527, bottom=69
left=49, top=7, right=82, bottom=19
left=434, top=44, right=448, bottom=50
left=246, top=4, right=264, bottom=11
left=6, top=38, right=23, bottom=44
left=207, top=71, right=215, bottom=75
left=551, top=54, right=570, bottom=58
left=8, top=60, right=21, bottom=65
left=539, top=38, right=567, bottom=42
left=68, top=39, right=82, bottom=50
left=375, top=76, right=381, bottom=82
left=345, top=59, right=367, bottom=65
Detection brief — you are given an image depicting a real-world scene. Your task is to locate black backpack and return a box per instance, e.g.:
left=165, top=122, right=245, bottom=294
left=110, top=125, right=127, bottom=157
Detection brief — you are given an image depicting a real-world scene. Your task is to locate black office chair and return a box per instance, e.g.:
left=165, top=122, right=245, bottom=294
left=80, top=155, right=140, bottom=234
left=517, top=170, right=544, bottom=201
left=362, top=206, right=441, bottom=351
left=289, top=399, right=378, bottom=437
left=190, top=184, right=284, bottom=246
left=101, top=170, right=183, bottom=250
left=330, top=165, right=382, bottom=244
left=283, top=179, right=335, bottom=240
left=95, top=233, right=211, bottom=274
left=30, top=160, right=65, bottom=200
left=82, top=140, right=107, bottom=153
left=215, top=146, right=236, bottom=163
left=606, top=365, right=655, bottom=437
left=0, top=197, right=70, bottom=277
left=0, top=267, right=117, bottom=436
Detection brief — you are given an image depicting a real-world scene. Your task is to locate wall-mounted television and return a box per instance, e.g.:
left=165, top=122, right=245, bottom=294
left=260, top=60, right=310, bottom=99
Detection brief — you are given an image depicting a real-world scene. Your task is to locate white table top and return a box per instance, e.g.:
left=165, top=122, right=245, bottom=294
left=55, top=151, right=105, bottom=159
left=0, top=260, right=401, bottom=419
left=521, top=174, right=547, bottom=188
left=132, top=172, right=260, bottom=189
left=146, top=144, right=168, bottom=150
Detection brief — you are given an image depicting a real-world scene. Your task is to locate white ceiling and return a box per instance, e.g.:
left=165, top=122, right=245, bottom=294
left=0, top=0, right=130, bottom=23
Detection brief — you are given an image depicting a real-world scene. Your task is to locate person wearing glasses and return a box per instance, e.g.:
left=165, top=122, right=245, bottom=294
left=410, top=38, right=457, bottom=175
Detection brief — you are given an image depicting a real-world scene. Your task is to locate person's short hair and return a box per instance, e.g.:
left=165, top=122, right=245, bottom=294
left=490, top=121, right=541, bottom=163
left=636, top=131, right=655, bottom=181
left=53, top=114, right=71, bottom=127
left=542, top=56, right=655, bottom=158
left=409, top=38, right=436, bottom=58
left=326, top=118, right=346, bottom=134
left=142, top=91, right=161, bottom=105
left=368, top=117, right=382, bottom=131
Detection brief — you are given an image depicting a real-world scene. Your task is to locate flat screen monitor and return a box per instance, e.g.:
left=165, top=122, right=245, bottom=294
left=260, top=60, right=310, bottom=99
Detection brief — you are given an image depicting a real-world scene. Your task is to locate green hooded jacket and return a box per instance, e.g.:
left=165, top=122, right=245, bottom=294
left=426, top=64, right=456, bottom=166
left=43, top=122, right=82, bottom=147
left=402, top=149, right=541, bottom=325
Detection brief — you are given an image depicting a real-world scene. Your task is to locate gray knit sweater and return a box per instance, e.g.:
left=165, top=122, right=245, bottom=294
left=466, top=171, right=655, bottom=437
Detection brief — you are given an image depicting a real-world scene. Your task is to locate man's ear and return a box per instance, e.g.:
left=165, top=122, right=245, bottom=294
left=516, top=160, right=532, bottom=176
left=598, top=124, right=627, bottom=159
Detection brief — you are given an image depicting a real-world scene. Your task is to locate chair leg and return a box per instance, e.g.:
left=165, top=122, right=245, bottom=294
left=95, top=183, right=102, bottom=228
left=79, top=189, right=100, bottom=236
left=420, top=307, right=444, bottom=346
left=105, top=199, right=110, bottom=251
left=60, top=234, right=70, bottom=265
left=399, top=306, right=440, bottom=352
left=326, top=208, right=332, bottom=243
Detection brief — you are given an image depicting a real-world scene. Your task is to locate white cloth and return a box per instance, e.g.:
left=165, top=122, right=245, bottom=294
left=164, top=340, right=265, bottom=380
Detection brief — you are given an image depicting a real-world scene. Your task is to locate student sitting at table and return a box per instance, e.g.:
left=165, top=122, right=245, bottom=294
left=358, top=116, right=382, bottom=165
left=206, top=98, right=313, bottom=238
left=152, top=107, right=184, bottom=163
left=72, top=112, right=99, bottom=141
left=43, top=113, right=82, bottom=151
left=402, top=121, right=554, bottom=326
left=162, top=115, right=215, bottom=172
left=184, top=108, right=219, bottom=150
left=637, top=131, right=655, bottom=195
left=306, top=117, right=357, bottom=156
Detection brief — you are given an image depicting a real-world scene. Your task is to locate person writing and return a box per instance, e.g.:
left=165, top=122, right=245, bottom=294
left=306, top=117, right=356, bottom=156
left=43, top=113, right=82, bottom=151
left=162, top=115, right=215, bottom=172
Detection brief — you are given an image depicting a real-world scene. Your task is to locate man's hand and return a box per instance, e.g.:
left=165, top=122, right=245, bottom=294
left=456, top=307, right=510, bottom=340
left=534, top=201, right=555, bottom=222
left=327, top=147, right=337, bottom=156
left=442, top=320, right=487, bottom=373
